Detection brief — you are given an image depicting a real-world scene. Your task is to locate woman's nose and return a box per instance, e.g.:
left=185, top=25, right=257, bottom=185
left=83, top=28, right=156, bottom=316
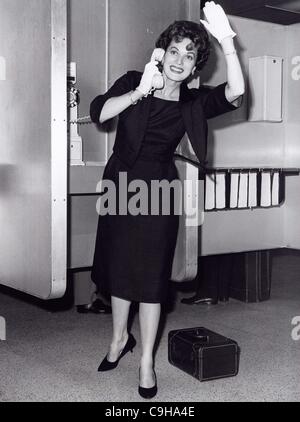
left=176, top=55, right=184, bottom=65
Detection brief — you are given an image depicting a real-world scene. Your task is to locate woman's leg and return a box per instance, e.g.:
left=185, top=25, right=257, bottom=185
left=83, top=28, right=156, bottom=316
left=107, top=295, right=132, bottom=362
left=139, top=302, right=161, bottom=387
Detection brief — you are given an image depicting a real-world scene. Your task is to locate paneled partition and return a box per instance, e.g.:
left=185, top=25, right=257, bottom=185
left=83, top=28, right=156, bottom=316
left=0, top=0, right=67, bottom=299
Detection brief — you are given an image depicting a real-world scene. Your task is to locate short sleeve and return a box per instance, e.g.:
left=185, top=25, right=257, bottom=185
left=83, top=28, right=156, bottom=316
left=90, top=72, right=132, bottom=127
left=194, top=82, right=243, bottom=120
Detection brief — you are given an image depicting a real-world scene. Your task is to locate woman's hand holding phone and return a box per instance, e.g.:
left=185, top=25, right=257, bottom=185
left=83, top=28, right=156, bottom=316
left=137, top=48, right=165, bottom=95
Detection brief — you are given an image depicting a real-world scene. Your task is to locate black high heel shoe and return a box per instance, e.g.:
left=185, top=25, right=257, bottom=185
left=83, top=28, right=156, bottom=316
left=98, top=333, right=136, bottom=372
left=138, top=369, right=157, bottom=399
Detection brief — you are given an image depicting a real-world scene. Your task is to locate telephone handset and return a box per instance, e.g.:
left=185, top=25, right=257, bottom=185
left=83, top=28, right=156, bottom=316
left=151, top=48, right=165, bottom=90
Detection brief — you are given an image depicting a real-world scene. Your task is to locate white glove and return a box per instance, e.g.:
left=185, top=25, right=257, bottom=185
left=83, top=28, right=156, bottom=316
left=137, top=49, right=165, bottom=95
left=200, top=1, right=236, bottom=44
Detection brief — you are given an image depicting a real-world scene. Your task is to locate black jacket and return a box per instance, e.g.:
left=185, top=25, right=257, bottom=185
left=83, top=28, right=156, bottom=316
left=90, top=71, right=239, bottom=169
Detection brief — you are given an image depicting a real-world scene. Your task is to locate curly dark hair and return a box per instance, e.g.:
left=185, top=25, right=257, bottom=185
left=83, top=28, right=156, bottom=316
left=155, top=20, right=210, bottom=71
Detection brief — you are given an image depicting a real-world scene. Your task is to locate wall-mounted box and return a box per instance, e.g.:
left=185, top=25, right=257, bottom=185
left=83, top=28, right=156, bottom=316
left=248, top=56, right=283, bottom=122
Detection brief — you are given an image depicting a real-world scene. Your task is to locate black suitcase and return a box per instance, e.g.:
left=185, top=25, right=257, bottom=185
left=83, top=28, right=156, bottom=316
left=229, top=250, right=271, bottom=302
left=195, top=251, right=271, bottom=303
left=168, top=327, right=240, bottom=382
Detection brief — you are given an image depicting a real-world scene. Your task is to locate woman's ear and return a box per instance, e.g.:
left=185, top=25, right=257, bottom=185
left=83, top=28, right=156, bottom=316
left=192, top=66, right=196, bottom=75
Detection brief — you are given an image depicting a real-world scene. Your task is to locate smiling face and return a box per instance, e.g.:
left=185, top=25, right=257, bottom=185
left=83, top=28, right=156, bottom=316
left=162, top=37, right=197, bottom=82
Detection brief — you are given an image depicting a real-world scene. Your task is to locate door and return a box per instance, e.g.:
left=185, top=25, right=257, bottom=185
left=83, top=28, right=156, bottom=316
left=0, top=0, right=67, bottom=299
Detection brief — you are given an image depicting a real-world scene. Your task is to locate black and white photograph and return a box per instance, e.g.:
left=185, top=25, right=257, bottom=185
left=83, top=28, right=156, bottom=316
left=0, top=0, right=299, bottom=404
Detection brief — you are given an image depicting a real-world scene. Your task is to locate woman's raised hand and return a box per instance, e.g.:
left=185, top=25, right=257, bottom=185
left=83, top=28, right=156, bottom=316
left=200, top=1, right=236, bottom=43
left=137, top=49, right=165, bottom=95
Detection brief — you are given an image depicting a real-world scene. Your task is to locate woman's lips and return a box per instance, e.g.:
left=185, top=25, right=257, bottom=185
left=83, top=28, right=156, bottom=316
left=170, top=66, right=184, bottom=74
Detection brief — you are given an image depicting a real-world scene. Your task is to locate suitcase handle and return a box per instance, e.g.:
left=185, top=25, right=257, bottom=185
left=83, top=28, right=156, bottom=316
left=192, top=334, right=209, bottom=342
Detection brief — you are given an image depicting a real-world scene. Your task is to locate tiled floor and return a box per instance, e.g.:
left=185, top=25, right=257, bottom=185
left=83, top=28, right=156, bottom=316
left=0, top=249, right=299, bottom=402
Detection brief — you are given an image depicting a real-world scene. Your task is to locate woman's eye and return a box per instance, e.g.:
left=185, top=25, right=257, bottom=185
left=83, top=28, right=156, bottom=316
left=187, top=56, right=194, bottom=61
left=170, top=50, right=177, bottom=55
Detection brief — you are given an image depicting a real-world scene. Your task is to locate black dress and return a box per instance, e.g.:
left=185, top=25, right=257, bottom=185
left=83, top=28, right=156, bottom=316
left=91, top=97, right=186, bottom=303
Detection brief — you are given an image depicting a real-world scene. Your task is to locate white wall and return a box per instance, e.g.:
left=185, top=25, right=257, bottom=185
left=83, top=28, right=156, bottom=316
left=201, top=16, right=292, bottom=255
left=68, top=0, right=107, bottom=164
left=203, top=16, right=287, bottom=168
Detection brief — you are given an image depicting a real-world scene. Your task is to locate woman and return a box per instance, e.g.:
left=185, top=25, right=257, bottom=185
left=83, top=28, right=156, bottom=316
left=90, top=2, right=244, bottom=399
